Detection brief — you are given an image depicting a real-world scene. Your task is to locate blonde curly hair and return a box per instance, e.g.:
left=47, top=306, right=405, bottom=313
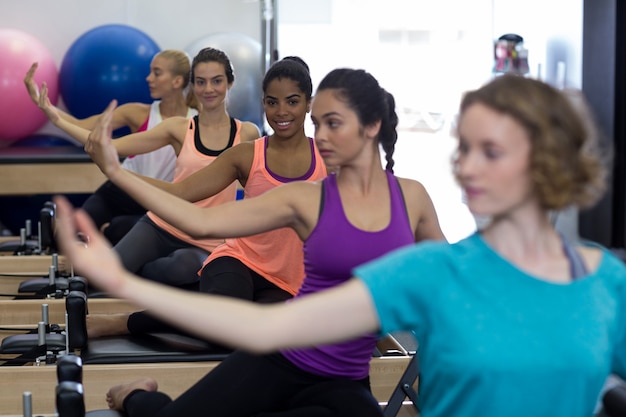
left=455, top=75, right=608, bottom=210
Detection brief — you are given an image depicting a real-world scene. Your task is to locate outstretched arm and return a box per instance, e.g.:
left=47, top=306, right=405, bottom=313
left=129, top=122, right=260, bottom=201
left=36, top=82, right=92, bottom=144
left=134, top=146, right=249, bottom=202
left=25, top=62, right=148, bottom=132
left=24, top=63, right=79, bottom=126
left=37, top=86, right=178, bottom=158
left=54, top=195, right=380, bottom=352
left=86, top=100, right=313, bottom=240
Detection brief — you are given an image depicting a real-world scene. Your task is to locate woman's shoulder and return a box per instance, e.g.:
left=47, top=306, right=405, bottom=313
left=578, top=241, right=626, bottom=276
left=159, top=114, right=195, bottom=130
left=236, top=120, right=262, bottom=142
left=114, top=102, right=151, bottom=123
left=117, top=102, right=151, bottom=113
left=395, top=176, right=429, bottom=196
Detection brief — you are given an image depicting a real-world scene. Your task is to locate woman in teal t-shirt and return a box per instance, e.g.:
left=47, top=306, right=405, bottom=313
left=54, top=75, right=625, bottom=417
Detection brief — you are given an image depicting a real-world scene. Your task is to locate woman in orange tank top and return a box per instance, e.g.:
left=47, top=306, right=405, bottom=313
left=87, top=57, right=328, bottom=338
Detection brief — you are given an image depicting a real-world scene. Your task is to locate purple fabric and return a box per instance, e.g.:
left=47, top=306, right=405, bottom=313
left=281, top=170, right=415, bottom=379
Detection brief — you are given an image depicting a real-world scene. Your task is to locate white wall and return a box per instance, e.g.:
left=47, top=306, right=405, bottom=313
left=0, top=0, right=261, bottom=64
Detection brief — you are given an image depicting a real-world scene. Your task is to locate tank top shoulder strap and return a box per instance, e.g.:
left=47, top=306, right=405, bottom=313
left=319, top=173, right=339, bottom=217
left=386, top=170, right=412, bottom=230
left=561, top=235, right=588, bottom=280
left=250, top=136, right=268, bottom=172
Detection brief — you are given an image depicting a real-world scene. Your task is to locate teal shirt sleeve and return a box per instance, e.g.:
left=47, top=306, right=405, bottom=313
left=354, top=240, right=451, bottom=336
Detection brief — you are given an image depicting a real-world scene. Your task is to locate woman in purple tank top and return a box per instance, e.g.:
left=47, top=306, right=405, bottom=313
left=55, top=68, right=445, bottom=417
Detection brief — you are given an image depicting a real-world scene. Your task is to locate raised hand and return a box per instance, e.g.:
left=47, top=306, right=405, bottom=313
left=37, top=82, right=61, bottom=124
left=84, top=100, right=123, bottom=177
left=23, top=62, right=41, bottom=105
left=53, top=195, right=127, bottom=296
left=25, top=62, right=60, bottom=125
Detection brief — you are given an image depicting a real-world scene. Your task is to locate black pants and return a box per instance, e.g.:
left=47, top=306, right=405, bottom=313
left=81, top=181, right=146, bottom=245
left=115, top=216, right=209, bottom=288
left=199, top=256, right=293, bottom=302
left=127, top=256, right=292, bottom=335
left=124, top=351, right=383, bottom=417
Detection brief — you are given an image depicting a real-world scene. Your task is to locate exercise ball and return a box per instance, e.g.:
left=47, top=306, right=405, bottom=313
left=0, top=29, right=59, bottom=145
left=186, top=32, right=264, bottom=128
left=59, top=24, right=160, bottom=119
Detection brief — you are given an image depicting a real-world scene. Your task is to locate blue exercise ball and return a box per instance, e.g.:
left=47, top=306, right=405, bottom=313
left=186, top=32, right=264, bottom=129
left=59, top=24, right=160, bottom=118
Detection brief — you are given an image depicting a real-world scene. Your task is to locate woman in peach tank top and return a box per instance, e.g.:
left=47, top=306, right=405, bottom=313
left=86, top=57, right=327, bottom=338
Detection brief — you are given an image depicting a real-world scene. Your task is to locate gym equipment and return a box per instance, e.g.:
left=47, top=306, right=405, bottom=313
left=59, top=24, right=160, bottom=119
left=0, top=201, right=57, bottom=256
left=0, top=297, right=136, bottom=329
left=56, top=354, right=123, bottom=417
left=0, top=145, right=107, bottom=197
left=22, top=391, right=32, bottom=417
left=64, top=290, right=233, bottom=365
left=382, top=355, right=419, bottom=417
left=0, top=301, right=71, bottom=363
left=0, top=288, right=230, bottom=365
left=0, top=28, right=59, bottom=143
left=0, top=279, right=89, bottom=364
left=0, top=222, right=37, bottom=255
left=186, top=32, right=264, bottom=128
left=56, top=355, right=85, bottom=417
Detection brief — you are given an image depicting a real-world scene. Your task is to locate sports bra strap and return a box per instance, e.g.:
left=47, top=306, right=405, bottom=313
left=561, top=236, right=588, bottom=280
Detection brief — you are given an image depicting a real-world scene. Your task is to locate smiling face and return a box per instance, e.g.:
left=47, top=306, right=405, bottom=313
left=311, top=89, right=372, bottom=167
left=263, top=78, right=310, bottom=139
left=455, top=102, right=536, bottom=219
left=191, top=61, right=231, bottom=111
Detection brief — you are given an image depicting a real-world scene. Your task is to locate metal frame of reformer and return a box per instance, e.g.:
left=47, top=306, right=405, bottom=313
left=0, top=255, right=70, bottom=275
left=0, top=298, right=138, bottom=350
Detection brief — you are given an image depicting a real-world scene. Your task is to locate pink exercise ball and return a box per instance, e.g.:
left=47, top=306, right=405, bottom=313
left=0, top=29, right=59, bottom=145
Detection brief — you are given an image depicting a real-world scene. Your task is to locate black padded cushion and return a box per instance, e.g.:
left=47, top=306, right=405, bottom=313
left=56, top=381, right=85, bottom=417
left=57, top=354, right=83, bottom=383
left=65, top=289, right=232, bottom=364
left=80, top=333, right=232, bottom=364
left=0, top=239, right=38, bottom=253
left=66, top=290, right=88, bottom=350
left=0, top=333, right=66, bottom=354
left=18, top=277, right=68, bottom=293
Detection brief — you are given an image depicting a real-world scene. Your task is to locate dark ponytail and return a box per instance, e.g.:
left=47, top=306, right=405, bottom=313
left=317, top=68, right=398, bottom=172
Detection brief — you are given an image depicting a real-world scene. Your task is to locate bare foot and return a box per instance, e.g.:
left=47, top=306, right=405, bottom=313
left=87, top=313, right=131, bottom=338
left=106, top=377, right=158, bottom=410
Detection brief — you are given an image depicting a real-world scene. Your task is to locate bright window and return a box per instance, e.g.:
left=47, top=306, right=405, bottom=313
left=277, top=0, right=495, bottom=242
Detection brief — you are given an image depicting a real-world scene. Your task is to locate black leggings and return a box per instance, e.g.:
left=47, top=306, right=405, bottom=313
left=127, top=256, right=292, bottom=335
left=123, top=351, right=383, bottom=417
left=199, top=256, right=294, bottom=302
left=81, top=181, right=146, bottom=244
left=115, top=216, right=209, bottom=288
